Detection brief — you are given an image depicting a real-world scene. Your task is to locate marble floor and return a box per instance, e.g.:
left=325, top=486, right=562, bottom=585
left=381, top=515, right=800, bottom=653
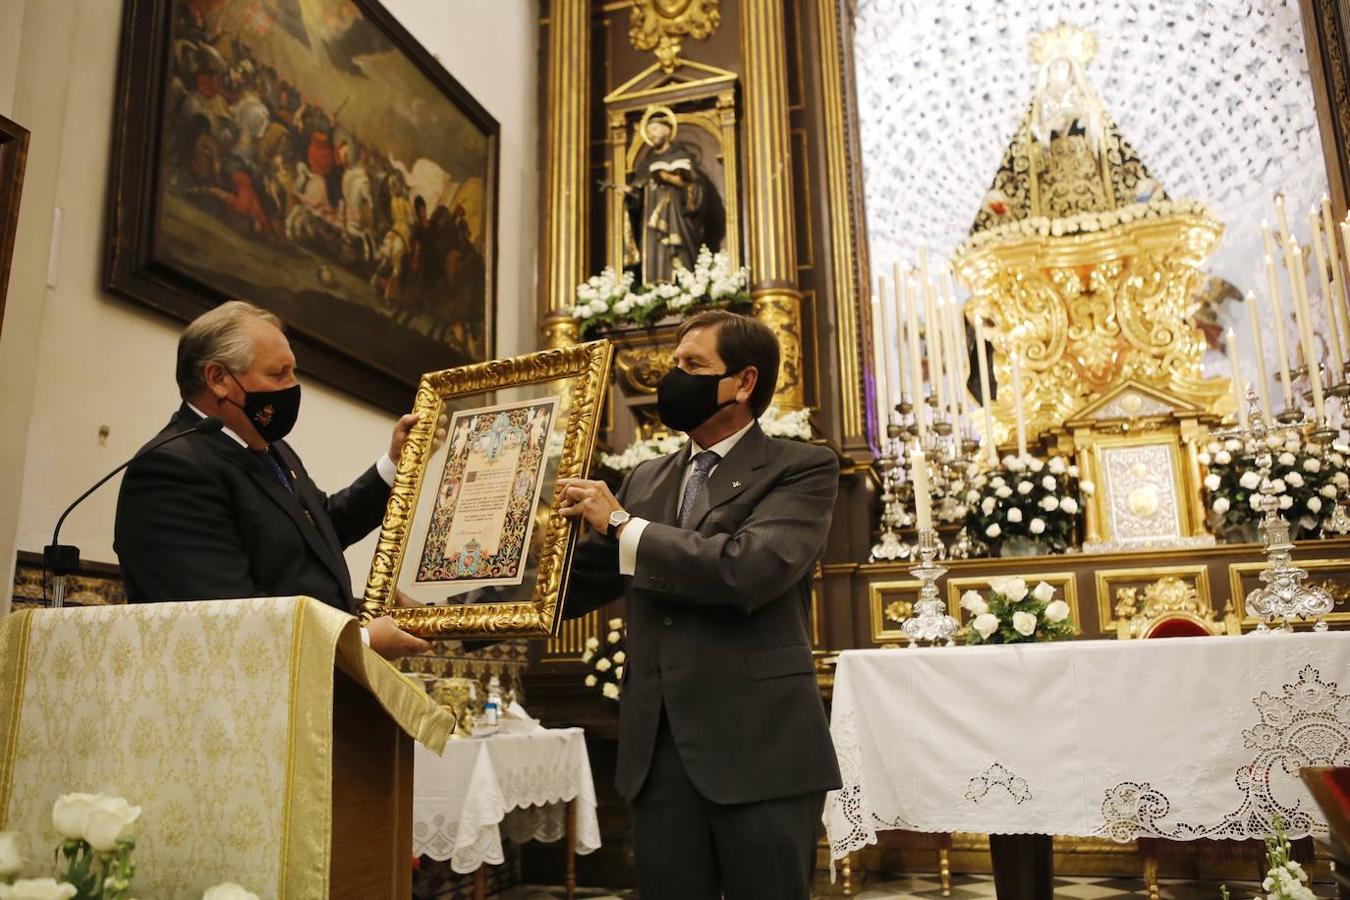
left=500, top=873, right=1339, bottom=899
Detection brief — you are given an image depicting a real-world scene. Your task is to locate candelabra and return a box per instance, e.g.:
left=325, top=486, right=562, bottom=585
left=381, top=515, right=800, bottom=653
left=1215, top=386, right=1336, bottom=632
left=900, top=527, right=960, bottom=646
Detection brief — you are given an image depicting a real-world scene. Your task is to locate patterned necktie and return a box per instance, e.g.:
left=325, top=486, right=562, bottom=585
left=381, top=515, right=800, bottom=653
left=253, top=448, right=293, bottom=493
left=677, top=450, right=719, bottom=528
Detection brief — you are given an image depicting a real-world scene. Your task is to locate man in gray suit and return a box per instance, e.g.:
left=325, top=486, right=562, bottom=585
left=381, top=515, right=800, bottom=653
left=558, top=310, right=840, bottom=900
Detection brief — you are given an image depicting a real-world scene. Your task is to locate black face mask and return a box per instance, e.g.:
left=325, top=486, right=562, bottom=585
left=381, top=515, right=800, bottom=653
left=657, top=366, right=738, bottom=433
left=224, top=371, right=301, bottom=444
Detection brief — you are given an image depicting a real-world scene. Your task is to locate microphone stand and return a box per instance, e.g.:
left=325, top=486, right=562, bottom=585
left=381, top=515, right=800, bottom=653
left=42, top=416, right=223, bottom=607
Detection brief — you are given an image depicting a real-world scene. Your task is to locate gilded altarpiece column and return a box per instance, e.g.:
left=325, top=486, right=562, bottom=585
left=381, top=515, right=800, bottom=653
left=540, top=0, right=589, bottom=350
left=740, top=0, right=807, bottom=410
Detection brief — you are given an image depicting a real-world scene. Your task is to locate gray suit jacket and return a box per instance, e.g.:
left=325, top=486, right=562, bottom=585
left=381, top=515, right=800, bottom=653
left=565, top=422, right=842, bottom=803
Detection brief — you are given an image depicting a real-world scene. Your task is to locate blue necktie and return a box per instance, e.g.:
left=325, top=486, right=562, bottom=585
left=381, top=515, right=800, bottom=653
left=253, top=448, right=293, bottom=493
left=678, top=450, right=719, bottom=528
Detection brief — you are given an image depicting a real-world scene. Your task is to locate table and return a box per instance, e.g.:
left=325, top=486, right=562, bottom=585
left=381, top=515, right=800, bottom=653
left=414, top=726, right=601, bottom=899
left=824, top=633, right=1350, bottom=893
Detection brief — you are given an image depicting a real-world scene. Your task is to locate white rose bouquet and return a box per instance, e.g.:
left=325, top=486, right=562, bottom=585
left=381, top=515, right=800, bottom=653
left=964, top=454, right=1090, bottom=556
left=1200, top=435, right=1349, bottom=541
left=571, top=247, right=751, bottom=337
left=581, top=617, right=626, bottom=702
left=961, top=578, right=1076, bottom=645
left=0, top=794, right=140, bottom=899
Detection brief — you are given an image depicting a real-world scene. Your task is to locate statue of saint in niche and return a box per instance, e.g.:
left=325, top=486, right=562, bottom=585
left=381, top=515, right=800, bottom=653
left=623, top=106, right=725, bottom=285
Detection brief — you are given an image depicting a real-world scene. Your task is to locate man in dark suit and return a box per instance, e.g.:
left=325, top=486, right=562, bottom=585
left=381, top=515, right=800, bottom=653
left=558, top=310, right=840, bottom=900
left=114, top=300, right=430, bottom=659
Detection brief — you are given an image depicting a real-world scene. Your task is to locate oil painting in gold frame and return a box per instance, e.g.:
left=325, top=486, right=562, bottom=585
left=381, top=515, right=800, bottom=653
left=361, top=340, right=613, bottom=639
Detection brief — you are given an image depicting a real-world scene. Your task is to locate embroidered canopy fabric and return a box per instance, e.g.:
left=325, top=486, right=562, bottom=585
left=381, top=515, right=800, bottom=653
left=824, top=633, right=1350, bottom=860
left=413, top=727, right=601, bottom=872
left=0, top=597, right=454, bottom=898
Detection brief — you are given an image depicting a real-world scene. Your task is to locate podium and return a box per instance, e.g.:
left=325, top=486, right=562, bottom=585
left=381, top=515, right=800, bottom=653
left=0, top=597, right=454, bottom=899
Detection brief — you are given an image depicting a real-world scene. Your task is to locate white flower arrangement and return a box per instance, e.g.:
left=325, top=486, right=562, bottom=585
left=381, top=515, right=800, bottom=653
left=600, top=406, right=813, bottom=474
left=1202, top=434, right=1349, bottom=541
left=962, top=579, right=1075, bottom=645
left=964, top=454, right=1088, bottom=556
left=957, top=197, right=1215, bottom=257
left=571, top=247, right=751, bottom=336
left=0, top=796, right=258, bottom=900
left=581, top=618, right=626, bottom=702
left=1219, top=817, right=1316, bottom=900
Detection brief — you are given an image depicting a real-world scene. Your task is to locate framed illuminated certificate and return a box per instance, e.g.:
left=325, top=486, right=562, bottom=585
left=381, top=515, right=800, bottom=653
left=361, top=340, right=613, bottom=639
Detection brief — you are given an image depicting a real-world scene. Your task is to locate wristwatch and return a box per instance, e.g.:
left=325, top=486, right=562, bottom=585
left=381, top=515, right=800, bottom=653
left=605, top=509, right=631, bottom=538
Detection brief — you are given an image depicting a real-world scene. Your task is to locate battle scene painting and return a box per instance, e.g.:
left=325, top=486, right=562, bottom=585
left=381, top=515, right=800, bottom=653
left=107, top=0, right=498, bottom=410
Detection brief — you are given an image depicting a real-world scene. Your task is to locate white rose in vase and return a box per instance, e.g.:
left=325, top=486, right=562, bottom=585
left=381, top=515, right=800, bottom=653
left=1006, top=507, right=1023, bottom=523
left=1031, top=581, right=1055, bottom=603
left=1279, top=495, right=1294, bottom=510
left=960, top=591, right=989, bottom=616
left=607, top=630, right=622, bottom=644
left=981, top=497, right=997, bottom=515
left=1048, top=457, right=1066, bottom=474
left=1040, top=495, right=1059, bottom=512
left=584, top=674, right=597, bottom=687
left=1307, top=496, right=1323, bottom=513
left=1285, top=472, right=1304, bottom=488
left=1322, top=485, right=1339, bottom=499
left=1029, top=518, right=1046, bottom=534
left=0, top=832, right=23, bottom=878
left=1011, top=611, right=1038, bottom=636
left=1060, top=497, right=1079, bottom=515
left=1239, top=471, right=1262, bottom=491
left=202, top=885, right=261, bottom=900
left=1043, top=599, right=1071, bottom=623
left=985, top=523, right=1002, bottom=538
left=82, top=795, right=141, bottom=853
left=585, top=636, right=601, bottom=651
left=608, top=617, right=624, bottom=629
left=1279, top=452, right=1296, bottom=467
left=1079, top=480, right=1094, bottom=496
left=0, top=879, right=78, bottom=900
left=972, top=613, right=1000, bottom=640
left=613, top=650, right=626, bottom=664
left=990, top=577, right=1028, bottom=602
left=602, top=682, right=621, bottom=700
left=1305, top=458, right=1321, bottom=473
left=1204, top=473, right=1221, bottom=491
left=51, top=793, right=99, bottom=842
left=995, top=486, right=1012, bottom=499
left=1041, top=475, right=1056, bottom=491
left=1028, top=458, right=1045, bottom=473
left=1017, top=481, right=1034, bottom=495
left=595, top=658, right=612, bottom=672
left=1214, top=450, right=1232, bottom=465
left=1212, top=497, right=1230, bottom=514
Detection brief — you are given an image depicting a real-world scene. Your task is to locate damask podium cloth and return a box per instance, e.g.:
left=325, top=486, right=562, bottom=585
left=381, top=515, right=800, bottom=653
left=824, top=634, right=1350, bottom=864
left=0, top=597, right=454, bottom=898
left=413, top=727, right=601, bottom=873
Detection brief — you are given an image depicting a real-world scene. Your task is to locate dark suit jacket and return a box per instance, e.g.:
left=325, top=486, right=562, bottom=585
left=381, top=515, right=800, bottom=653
left=113, top=404, right=390, bottom=612
left=564, top=422, right=842, bottom=804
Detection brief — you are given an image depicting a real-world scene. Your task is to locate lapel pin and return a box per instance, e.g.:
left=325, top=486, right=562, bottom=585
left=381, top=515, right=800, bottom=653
left=732, top=480, right=742, bottom=488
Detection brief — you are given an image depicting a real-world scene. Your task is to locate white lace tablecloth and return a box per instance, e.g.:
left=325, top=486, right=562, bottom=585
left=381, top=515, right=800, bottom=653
left=824, top=633, right=1350, bottom=861
left=413, top=727, right=601, bottom=873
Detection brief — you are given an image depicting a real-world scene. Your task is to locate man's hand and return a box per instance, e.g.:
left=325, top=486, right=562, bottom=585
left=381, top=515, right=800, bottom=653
left=389, top=412, right=450, bottom=464
left=557, top=477, right=624, bottom=534
left=366, top=614, right=431, bottom=660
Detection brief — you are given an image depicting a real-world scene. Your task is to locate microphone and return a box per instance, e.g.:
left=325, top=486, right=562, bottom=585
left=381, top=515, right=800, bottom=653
left=43, top=416, right=224, bottom=591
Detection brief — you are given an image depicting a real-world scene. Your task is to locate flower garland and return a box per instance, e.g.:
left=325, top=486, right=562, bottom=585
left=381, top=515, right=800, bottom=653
left=964, top=454, right=1090, bottom=555
left=955, top=197, right=1214, bottom=257
left=571, top=247, right=751, bottom=337
left=961, top=577, right=1076, bottom=644
left=599, top=406, right=813, bottom=474
left=1200, top=434, right=1349, bottom=540
left=0, top=794, right=258, bottom=899
left=582, top=618, right=625, bottom=702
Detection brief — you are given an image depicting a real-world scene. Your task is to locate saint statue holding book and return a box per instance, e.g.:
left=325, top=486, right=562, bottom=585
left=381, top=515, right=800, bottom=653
left=623, top=106, right=725, bottom=285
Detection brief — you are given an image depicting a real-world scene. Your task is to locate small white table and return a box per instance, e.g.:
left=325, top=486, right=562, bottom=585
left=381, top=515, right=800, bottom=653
left=825, top=633, right=1350, bottom=863
left=414, top=726, right=601, bottom=899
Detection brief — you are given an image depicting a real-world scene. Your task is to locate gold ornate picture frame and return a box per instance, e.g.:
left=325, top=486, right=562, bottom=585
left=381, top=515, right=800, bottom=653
left=361, top=341, right=613, bottom=639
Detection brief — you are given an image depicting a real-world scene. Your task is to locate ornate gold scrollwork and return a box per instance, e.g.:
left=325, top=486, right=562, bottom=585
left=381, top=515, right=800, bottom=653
left=614, top=344, right=675, bottom=395
left=884, top=599, right=912, bottom=624
left=629, top=0, right=722, bottom=73
left=1113, top=574, right=1236, bottom=638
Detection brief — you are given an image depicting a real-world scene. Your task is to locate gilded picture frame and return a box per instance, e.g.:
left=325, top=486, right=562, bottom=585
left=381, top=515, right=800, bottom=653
left=361, top=340, right=614, bottom=639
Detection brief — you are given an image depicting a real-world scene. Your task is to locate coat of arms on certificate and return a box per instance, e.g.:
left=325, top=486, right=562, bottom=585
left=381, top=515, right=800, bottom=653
left=361, top=341, right=613, bottom=639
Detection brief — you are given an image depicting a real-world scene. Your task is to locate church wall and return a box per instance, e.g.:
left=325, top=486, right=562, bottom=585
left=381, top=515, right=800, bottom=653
left=0, top=1, right=28, bottom=115
left=0, top=0, right=540, bottom=612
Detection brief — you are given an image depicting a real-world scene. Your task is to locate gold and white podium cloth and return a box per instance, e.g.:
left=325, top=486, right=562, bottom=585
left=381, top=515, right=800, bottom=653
left=824, top=634, right=1350, bottom=862
left=414, top=727, right=601, bottom=873
left=0, top=597, right=454, bottom=899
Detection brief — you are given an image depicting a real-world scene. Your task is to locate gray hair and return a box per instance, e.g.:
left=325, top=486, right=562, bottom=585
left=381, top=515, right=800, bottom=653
left=175, top=300, right=283, bottom=398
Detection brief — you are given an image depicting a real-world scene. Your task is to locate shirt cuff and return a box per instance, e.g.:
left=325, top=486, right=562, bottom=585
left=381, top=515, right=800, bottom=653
left=618, top=516, right=649, bottom=576
left=376, top=454, right=398, bottom=486
left=360, top=626, right=371, bottom=646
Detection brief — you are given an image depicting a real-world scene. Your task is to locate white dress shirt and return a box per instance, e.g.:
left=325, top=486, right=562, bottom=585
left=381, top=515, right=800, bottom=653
left=617, top=419, right=755, bottom=575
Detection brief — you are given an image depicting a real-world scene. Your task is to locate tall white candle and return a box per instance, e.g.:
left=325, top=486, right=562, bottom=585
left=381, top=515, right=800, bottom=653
left=878, top=274, right=901, bottom=415
left=923, top=276, right=946, bottom=415
left=1245, top=291, right=1273, bottom=422
left=891, top=264, right=909, bottom=403
left=974, top=315, right=997, bottom=465
left=1263, top=242, right=1296, bottom=411
left=948, top=283, right=971, bottom=427
left=1321, top=197, right=1350, bottom=379
left=904, top=274, right=927, bottom=439
left=1285, top=238, right=1327, bottom=420
left=869, top=293, right=890, bottom=444
left=1308, top=211, right=1346, bottom=380
left=1010, top=349, right=1028, bottom=459
left=1226, top=328, right=1248, bottom=430
left=910, top=449, right=933, bottom=531
left=938, top=277, right=961, bottom=424
left=1275, top=193, right=1292, bottom=244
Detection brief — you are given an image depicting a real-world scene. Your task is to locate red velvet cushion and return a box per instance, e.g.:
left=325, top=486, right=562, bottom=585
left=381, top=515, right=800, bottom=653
left=1143, top=616, right=1212, bottom=639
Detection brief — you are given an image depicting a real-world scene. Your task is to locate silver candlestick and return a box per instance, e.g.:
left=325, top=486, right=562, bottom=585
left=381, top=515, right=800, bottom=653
left=900, top=528, right=960, bottom=646
left=1216, top=385, right=1336, bottom=633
